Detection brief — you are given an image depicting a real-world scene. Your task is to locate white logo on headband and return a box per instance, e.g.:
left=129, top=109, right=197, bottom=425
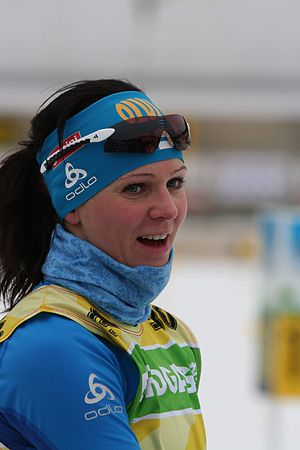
left=65, top=163, right=87, bottom=189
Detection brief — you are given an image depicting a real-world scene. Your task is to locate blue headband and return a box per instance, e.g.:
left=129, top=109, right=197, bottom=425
left=37, top=91, right=184, bottom=219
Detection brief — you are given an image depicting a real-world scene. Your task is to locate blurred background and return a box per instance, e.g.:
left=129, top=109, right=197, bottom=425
left=1, top=0, right=300, bottom=448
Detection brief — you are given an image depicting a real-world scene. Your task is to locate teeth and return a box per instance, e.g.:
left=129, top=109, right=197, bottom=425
left=141, top=234, right=168, bottom=240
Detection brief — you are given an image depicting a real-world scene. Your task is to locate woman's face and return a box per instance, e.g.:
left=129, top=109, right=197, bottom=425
left=65, top=159, right=187, bottom=267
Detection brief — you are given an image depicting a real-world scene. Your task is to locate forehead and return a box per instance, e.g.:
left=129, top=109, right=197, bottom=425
left=117, top=158, right=187, bottom=181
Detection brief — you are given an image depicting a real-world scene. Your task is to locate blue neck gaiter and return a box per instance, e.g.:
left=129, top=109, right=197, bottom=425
left=41, top=224, right=173, bottom=325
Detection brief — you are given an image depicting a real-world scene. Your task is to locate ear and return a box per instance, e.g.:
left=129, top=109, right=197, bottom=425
left=64, top=209, right=81, bottom=225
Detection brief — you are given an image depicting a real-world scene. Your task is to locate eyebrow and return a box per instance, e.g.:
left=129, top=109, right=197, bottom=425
left=119, top=165, right=187, bottom=181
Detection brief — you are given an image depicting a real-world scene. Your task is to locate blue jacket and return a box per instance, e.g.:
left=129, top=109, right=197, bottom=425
left=0, top=312, right=141, bottom=449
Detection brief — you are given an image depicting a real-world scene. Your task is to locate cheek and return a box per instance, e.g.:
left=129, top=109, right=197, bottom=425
left=100, top=203, right=142, bottom=237
left=177, top=192, right=188, bottom=223
left=82, top=203, right=112, bottom=238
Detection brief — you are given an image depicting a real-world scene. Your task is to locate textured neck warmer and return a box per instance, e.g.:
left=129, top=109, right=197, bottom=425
left=41, top=224, right=173, bottom=325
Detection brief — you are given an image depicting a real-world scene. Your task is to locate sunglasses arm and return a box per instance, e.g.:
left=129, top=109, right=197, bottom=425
left=40, top=128, right=115, bottom=173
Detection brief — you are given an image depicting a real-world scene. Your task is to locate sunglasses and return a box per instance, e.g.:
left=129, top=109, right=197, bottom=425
left=104, top=114, right=190, bottom=154
left=40, top=114, right=190, bottom=173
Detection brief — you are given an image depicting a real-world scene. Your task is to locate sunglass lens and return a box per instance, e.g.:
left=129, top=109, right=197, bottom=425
left=165, top=115, right=191, bottom=151
left=105, top=135, right=161, bottom=153
left=105, top=118, right=162, bottom=153
left=105, top=115, right=190, bottom=153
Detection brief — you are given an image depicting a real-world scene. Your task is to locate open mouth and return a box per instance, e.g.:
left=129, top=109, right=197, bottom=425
left=137, top=234, right=168, bottom=247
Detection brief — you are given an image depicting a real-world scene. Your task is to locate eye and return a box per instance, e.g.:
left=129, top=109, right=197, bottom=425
left=167, top=177, right=185, bottom=189
left=123, top=183, right=144, bottom=195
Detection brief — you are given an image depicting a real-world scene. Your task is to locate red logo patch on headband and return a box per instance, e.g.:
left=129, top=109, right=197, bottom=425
left=50, top=132, right=84, bottom=169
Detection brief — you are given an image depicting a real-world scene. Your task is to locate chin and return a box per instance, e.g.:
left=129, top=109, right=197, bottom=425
left=139, top=255, right=170, bottom=268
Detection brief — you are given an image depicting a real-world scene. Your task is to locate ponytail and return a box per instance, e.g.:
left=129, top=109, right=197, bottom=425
left=0, top=144, right=58, bottom=309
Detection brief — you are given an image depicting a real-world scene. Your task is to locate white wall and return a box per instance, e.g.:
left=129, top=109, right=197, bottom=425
left=1, top=0, right=300, bottom=117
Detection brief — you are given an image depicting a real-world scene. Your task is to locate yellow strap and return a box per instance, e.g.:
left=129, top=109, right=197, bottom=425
left=0, top=285, right=141, bottom=345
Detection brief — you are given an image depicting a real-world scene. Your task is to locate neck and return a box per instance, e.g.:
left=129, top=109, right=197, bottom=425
left=41, top=224, right=173, bottom=325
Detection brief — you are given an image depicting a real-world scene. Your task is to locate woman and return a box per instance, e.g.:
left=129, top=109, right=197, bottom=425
left=0, top=79, right=206, bottom=449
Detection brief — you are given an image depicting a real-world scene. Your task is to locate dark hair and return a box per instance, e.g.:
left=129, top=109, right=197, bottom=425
left=0, top=79, right=142, bottom=310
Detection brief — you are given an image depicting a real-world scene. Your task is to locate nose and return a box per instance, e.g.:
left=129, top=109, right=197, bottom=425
left=148, top=188, right=179, bottom=221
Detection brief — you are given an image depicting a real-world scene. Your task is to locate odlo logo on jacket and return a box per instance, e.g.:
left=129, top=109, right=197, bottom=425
left=83, top=373, right=124, bottom=422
